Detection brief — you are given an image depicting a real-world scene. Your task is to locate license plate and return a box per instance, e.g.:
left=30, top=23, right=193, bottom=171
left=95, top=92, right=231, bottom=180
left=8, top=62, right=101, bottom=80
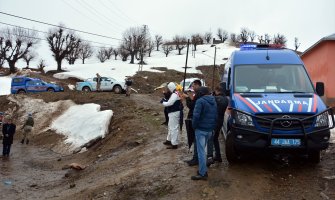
left=271, top=138, right=301, bottom=146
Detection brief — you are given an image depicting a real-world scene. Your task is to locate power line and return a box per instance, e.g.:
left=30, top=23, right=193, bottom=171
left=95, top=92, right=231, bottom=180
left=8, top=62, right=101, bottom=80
left=0, top=11, right=123, bottom=41
left=0, top=21, right=118, bottom=48
left=74, top=0, right=126, bottom=33
left=60, top=0, right=121, bottom=37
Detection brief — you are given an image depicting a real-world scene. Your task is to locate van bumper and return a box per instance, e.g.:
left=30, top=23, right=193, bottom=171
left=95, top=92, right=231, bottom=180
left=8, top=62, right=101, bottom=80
left=231, top=126, right=331, bottom=152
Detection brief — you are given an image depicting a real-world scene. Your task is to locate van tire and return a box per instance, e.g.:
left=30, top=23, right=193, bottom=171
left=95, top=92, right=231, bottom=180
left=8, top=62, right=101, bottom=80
left=225, top=131, right=240, bottom=163
left=113, top=85, right=122, bottom=94
left=308, top=150, right=320, bottom=163
left=47, top=88, right=55, bottom=92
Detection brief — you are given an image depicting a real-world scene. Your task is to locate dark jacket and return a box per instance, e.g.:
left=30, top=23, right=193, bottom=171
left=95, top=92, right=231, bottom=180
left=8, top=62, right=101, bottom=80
left=215, top=95, right=228, bottom=129
left=24, top=116, right=34, bottom=127
left=192, top=95, right=217, bottom=132
left=2, top=123, right=16, bottom=145
left=185, top=93, right=198, bottom=119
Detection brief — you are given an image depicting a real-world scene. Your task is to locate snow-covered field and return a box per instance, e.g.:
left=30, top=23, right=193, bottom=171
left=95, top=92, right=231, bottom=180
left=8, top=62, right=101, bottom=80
left=0, top=76, right=11, bottom=96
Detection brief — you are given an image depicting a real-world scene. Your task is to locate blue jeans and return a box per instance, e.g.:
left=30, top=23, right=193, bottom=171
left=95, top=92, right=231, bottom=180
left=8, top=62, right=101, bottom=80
left=195, top=129, right=213, bottom=176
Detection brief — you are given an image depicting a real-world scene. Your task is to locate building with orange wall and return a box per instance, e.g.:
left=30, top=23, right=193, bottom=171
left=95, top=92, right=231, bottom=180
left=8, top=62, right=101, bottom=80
left=301, top=33, right=335, bottom=107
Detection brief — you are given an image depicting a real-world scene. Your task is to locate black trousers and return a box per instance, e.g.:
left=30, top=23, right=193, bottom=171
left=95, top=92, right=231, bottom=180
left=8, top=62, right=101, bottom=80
left=3, top=144, right=11, bottom=156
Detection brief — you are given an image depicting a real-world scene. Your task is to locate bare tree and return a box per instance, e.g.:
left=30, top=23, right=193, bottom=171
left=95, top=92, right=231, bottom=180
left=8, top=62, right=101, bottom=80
left=173, top=35, right=187, bottom=55
left=204, top=32, right=212, bottom=44
left=65, top=44, right=81, bottom=65
left=249, top=30, right=256, bottom=42
left=23, top=51, right=36, bottom=68
left=121, top=26, right=149, bottom=64
left=264, top=34, right=271, bottom=44
left=162, top=42, right=173, bottom=57
left=37, top=59, right=46, bottom=73
left=240, top=27, right=249, bottom=43
left=1, top=27, right=38, bottom=73
left=97, top=47, right=108, bottom=63
left=0, top=36, right=6, bottom=68
left=154, top=34, right=163, bottom=51
left=46, top=27, right=80, bottom=71
left=112, top=48, right=119, bottom=60
left=147, top=41, right=154, bottom=57
left=78, top=41, right=93, bottom=64
left=258, top=35, right=264, bottom=44
left=273, top=33, right=287, bottom=46
left=105, top=47, right=113, bottom=60
left=294, top=37, right=300, bottom=51
left=217, top=28, right=223, bottom=41
left=230, top=33, right=237, bottom=44
left=119, top=45, right=130, bottom=61
left=191, top=33, right=203, bottom=51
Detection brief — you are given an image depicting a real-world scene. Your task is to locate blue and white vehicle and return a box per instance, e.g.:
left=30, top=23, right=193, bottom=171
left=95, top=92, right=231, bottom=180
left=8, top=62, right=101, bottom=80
left=76, top=77, right=126, bottom=93
left=221, top=44, right=334, bottom=163
left=11, top=76, right=64, bottom=94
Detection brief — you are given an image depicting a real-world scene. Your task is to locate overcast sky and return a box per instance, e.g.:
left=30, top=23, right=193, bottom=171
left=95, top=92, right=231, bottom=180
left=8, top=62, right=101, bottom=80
left=0, top=0, right=334, bottom=66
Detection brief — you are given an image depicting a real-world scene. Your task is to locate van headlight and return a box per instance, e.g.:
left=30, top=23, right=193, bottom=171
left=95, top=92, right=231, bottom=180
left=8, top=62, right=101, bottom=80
left=235, top=111, right=254, bottom=126
left=315, top=112, right=329, bottom=127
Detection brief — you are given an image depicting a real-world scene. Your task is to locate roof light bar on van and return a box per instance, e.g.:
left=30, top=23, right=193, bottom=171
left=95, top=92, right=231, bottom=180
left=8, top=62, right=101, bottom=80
left=240, top=43, right=285, bottom=50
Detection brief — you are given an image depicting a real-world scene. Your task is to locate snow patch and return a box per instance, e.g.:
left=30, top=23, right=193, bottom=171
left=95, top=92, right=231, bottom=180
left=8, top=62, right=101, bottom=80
left=0, top=76, right=12, bottom=96
left=51, top=103, right=113, bottom=149
left=68, top=84, right=75, bottom=90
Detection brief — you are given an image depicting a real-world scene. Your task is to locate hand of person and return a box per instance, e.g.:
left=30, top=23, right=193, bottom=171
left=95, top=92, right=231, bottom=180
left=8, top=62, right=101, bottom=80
left=160, top=98, right=164, bottom=104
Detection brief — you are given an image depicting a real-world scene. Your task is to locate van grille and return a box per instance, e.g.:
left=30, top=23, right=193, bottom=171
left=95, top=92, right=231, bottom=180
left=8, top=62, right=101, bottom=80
left=255, top=114, right=315, bottom=130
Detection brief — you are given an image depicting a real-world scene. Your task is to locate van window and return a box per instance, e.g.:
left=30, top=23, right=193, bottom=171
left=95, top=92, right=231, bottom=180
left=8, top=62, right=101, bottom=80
left=234, top=65, right=314, bottom=93
left=12, top=78, right=24, bottom=83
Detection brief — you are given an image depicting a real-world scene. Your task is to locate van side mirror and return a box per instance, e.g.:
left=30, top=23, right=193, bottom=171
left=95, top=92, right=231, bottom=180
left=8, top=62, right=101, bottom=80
left=220, top=82, right=230, bottom=96
left=316, top=82, right=324, bottom=96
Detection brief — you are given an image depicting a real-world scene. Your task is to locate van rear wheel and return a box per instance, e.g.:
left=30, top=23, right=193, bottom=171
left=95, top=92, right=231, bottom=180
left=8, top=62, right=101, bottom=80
left=113, top=85, right=122, bottom=94
left=17, top=90, right=26, bottom=94
left=225, top=131, right=241, bottom=163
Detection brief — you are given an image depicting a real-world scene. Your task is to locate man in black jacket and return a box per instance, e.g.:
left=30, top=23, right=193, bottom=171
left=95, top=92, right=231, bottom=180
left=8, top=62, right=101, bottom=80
left=207, top=86, right=228, bottom=164
left=2, top=117, right=16, bottom=158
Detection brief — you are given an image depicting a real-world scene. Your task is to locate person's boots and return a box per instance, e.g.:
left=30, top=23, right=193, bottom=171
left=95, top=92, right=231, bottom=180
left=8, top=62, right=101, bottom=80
left=163, top=140, right=172, bottom=145
left=26, top=139, right=29, bottom=145
left=21, top=139, right=24, bottom=144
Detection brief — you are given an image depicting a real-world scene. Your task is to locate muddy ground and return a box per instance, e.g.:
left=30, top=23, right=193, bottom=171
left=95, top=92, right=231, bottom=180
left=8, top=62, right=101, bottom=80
left=0, top=67, right=334, bottom=200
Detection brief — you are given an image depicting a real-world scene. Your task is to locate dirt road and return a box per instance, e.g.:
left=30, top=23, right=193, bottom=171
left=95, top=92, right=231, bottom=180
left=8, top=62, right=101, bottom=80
left=0, top=92, right=334, bottom=200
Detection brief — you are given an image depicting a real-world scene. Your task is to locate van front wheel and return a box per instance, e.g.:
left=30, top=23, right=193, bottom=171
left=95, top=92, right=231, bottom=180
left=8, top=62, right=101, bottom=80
left=308, top=150, right=321, bottom=163
left=225, top=131, right=240, bottom=164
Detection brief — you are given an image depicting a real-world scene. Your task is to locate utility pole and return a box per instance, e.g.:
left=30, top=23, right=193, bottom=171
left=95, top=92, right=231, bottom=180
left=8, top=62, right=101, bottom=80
left=212, top=46, right=217, bottom=91
left=182, top=39, right=190, bottom=92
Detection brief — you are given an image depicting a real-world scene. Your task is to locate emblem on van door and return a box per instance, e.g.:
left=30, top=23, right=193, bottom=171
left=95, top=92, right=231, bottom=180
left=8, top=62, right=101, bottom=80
left=280, top=115, right=292, bottom=127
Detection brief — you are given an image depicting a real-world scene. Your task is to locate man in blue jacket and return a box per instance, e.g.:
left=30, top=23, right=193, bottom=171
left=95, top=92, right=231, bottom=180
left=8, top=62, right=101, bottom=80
left=191, top=87, right=217, bottom=180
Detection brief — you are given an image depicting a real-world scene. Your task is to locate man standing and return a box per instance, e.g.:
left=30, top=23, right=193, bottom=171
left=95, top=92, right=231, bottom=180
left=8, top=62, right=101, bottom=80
left=161, top=82, right=182, bottom=149
left=183, top=80, right=202, bottom=166
left=207, top=86, right=228, bottom=164
left=191, top=87, right=217, bottom=180
left=125, top=76, right=133, bottom=97
left=96, top=73, right=102, bottom=92
left=2, top=117, right=16, bottom=158
left=21, top=113, right=34, bottom=144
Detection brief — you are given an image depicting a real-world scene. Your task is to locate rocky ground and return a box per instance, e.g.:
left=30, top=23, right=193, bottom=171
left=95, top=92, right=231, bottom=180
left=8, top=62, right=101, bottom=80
left=0, top=67, right=334, bottom=200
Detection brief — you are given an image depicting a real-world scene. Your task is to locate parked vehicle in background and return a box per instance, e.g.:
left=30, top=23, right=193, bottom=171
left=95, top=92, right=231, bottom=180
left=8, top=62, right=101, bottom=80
left=76, top=77, right=126, bottom=94
left=180, top=78, right=206, bottom=90
left=221, top=44, right=335, bottom=163
left=11, top=76, right=64, bottom=94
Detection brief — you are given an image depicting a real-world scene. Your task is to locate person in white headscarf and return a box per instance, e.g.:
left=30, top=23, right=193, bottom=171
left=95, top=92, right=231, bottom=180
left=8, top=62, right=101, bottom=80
left=160, top=82, right=182, bottom=149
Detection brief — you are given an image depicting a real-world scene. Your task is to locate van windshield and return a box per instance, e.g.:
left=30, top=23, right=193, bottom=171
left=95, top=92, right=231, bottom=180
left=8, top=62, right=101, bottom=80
left=234, top=65, right=315, bottom=93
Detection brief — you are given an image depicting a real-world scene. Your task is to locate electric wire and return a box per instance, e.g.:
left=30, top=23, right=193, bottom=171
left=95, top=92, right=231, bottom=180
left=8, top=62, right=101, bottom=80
left=0, top=11, right=122, bottom=41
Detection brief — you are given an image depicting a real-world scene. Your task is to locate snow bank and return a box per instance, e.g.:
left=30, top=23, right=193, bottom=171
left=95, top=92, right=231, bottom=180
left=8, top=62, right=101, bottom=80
left=51, top=103, right=113, bottom=148
left=0, top=77, right=12, bottom=96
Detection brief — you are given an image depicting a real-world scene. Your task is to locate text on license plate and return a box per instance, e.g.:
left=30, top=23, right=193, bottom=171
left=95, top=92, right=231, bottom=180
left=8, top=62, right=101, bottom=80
left=271, top=138, right=301, bottom=146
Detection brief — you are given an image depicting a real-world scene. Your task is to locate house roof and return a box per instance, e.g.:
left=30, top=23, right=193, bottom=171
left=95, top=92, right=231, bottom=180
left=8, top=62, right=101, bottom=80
left=301, top=33, right=335, bottom=57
